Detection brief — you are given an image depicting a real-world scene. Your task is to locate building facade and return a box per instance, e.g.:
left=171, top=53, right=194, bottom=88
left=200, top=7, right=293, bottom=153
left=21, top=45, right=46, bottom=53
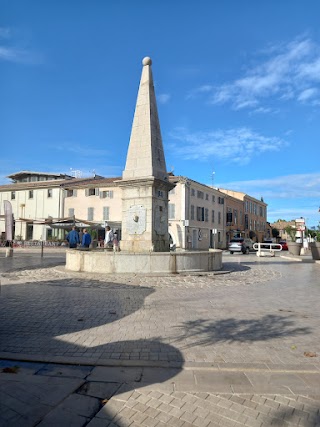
left=218, top=189, right=268, bottom=243
left=168, top=176, right=226, bottom=250
left=0, top=171, right=269, bottom=249
left=0, top=171, right=71, bottom=241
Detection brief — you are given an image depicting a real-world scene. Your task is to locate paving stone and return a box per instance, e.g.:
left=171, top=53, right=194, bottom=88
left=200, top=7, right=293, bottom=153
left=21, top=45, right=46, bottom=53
left=56, top=393, right=101, bottom=418
left=78, top=381, right=120, bottom=399
left=1, top=255, right=320, bottom=426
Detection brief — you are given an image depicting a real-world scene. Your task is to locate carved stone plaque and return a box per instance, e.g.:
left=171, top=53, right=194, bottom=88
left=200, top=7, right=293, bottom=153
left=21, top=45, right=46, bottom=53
left=126, top=205, right=146, bottom=235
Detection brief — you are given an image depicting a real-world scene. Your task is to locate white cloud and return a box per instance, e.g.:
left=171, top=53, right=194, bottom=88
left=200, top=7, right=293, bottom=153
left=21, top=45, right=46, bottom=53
left=216, top=173, right=320, bottom=226
left=193, top=36, right=320, bottom=110
left=216, top=173, right=320, bottom=200
left=0, top=26, right=42, bottom=64
left=169, top=127, right=287, bottom=164
left=297, top=87, right=318, bottom=102
left=158, top=93, right=171, bottom=104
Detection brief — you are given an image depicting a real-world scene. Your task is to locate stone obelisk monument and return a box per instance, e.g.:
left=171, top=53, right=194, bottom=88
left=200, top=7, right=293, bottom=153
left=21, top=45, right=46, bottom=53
left=119, top=57, right=174, bottom=252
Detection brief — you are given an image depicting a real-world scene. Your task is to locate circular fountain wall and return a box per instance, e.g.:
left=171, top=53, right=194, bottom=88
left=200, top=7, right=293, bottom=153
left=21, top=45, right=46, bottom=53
left=66, top=249, right=222, bottom=274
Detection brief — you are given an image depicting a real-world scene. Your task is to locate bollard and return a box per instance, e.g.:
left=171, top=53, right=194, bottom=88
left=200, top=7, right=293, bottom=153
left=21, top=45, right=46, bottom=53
left=5, top=248, right=13, bottom=258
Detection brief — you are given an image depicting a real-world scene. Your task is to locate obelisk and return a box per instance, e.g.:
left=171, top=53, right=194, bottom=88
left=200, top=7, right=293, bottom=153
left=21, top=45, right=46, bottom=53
left=119, top=57, right=174, bottom=252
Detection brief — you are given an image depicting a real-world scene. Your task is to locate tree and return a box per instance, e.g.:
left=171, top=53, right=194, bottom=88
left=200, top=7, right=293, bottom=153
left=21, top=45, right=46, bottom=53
left=272, top=228, right=280, bottom=239
left=285, top=226, right=296, bottom=242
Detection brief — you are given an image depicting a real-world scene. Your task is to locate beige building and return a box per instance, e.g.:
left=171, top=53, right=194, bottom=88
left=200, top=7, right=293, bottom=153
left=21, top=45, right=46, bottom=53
left=59, top=174, right=227, bottom=250
left=218, top=189, right=268, bottom=243
left=168, top=176, right=226, bottom=249
left=0, top=171, right=269, bottom=249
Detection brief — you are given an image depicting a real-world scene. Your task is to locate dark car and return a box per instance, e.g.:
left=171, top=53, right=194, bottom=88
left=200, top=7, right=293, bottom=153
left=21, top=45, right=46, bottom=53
left=279, top=240, right=288, bottom=250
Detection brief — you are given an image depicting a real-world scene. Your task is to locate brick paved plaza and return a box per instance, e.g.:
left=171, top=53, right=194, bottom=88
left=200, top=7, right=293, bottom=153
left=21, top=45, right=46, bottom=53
left=0, top=248, right=319, bottom=426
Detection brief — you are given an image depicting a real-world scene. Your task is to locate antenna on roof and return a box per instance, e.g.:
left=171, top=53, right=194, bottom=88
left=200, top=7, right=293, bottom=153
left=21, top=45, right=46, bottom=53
left=70, top=168, right=82, bottom=178
left=211, top=170, right=215, bottom=188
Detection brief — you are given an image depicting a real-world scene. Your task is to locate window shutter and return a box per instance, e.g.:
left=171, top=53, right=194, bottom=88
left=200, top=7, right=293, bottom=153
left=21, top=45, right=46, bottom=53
left=73, top=189, right=77, bottom=197
left=103, top=206, right=110, bottom=220
left=85, top=189, right=89, bottom=197
left=168, top=203, right=175, bottom=219
left=88, top=207, right=94, bottom=221
left=110, top=190, right=114, bottom=199
left=95, top=188, right=99, bottom=196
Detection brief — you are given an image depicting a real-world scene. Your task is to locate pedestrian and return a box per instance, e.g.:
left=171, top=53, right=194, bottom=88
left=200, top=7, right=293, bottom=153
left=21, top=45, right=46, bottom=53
left=113, top=232, right=119, bottom=252
left=66, top=226, right=80, bottom=249
left=82, top=229, right=91, bottom=248
left=104, top=226, right=114, bottom=249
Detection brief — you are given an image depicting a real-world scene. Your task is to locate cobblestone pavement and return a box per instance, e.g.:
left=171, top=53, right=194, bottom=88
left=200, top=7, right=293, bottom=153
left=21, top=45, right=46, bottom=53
left=0, top=249, right=319, bottom=426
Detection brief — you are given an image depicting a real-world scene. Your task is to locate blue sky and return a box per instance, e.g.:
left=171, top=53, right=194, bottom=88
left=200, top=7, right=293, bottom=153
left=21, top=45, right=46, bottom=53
left=1, top=1, right=320, bottom=227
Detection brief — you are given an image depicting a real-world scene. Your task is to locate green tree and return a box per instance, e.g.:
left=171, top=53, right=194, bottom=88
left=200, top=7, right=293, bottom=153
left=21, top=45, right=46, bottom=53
left=285, top=226, right=296, bottom=242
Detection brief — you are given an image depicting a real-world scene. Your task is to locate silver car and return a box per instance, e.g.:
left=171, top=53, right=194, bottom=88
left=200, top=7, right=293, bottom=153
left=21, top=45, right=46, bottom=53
left=228, top=238, right=255, bottom=254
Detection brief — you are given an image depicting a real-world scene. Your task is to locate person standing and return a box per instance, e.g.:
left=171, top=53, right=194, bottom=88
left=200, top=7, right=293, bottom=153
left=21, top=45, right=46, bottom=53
left=66, top=226, right=80, bottom=249
left=82, top=229, right=91, bottom=248
left=113, top=232, right=119, bottom=252
left=104, top=226, right=114, bottom=249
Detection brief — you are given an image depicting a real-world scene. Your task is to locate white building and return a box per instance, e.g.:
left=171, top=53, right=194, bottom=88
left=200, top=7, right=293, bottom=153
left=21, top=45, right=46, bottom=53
left=0, top=171, right=71, bottom=241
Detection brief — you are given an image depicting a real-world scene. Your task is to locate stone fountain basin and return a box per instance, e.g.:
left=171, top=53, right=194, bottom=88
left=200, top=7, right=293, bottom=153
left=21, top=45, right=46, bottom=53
left=66, top=249, right=222, bottom=274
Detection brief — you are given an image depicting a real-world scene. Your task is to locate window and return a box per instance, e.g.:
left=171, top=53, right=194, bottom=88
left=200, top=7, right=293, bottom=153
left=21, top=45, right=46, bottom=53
left=158, top=190, right=164, bottom=198
left=205, top=208, right=208, bottom=222
left=68, top=208, right=75, bottom=217
left=29, top=190, right=34, bottom=199
left=86, top=188, right=99, bottom=196
left=233, top=209, right=238, bottom=225
left=205, top=193, right=209, bottom=201
left=191, top=188, right=195, bottom=196
left=168, top=203, right=175, bottom=219
left=197, top=190, right=204, bottom=199
left=100, top=190, right=114, bottom=199
left=226, top=211, right=232, bottom=224
left=66, top=189, right=77, bottom=197
left=191, top=205, right=195, bottom=220
left=218, top=196, right=224, bottom=204
left=47, top=189, right=52, bottom=198
left=211, top=210, right=215, bottom=223
left=11, top=191, right=15, bottom=200
left=103, top=206, right=110, bottom=221
left=212, top=195, right=215, bottom=203
left=218, top=212, right=221, bottom=224
left=197, top=206, right=205, bottom=221
left=87, top=207, right=94, bottom=221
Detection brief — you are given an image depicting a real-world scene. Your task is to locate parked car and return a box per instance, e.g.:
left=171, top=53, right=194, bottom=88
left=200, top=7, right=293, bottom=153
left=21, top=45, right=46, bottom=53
left=228, top=238, right=255, bottom=254
left=279, top=240, right=288, bottom=250
left=261, top=239, right=274, bottom=249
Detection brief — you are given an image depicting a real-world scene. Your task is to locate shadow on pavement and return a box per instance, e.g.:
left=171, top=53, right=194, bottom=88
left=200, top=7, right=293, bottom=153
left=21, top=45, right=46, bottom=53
left=0, top=276, right=183, bottom=426
left=0, top=252, right=66, bottom=273
left=174, top=315, right=311, bottom=348
left=269, top=405, right=320, bottom=427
